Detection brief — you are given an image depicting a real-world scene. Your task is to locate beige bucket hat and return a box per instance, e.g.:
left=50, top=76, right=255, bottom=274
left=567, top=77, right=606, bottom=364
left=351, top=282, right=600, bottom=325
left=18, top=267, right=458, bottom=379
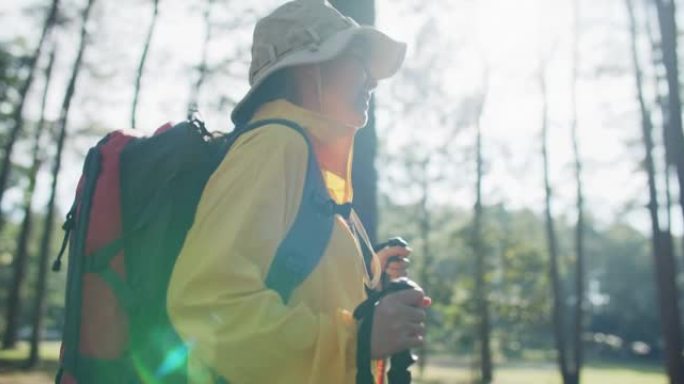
left=231, top=0, right=407, bottom=123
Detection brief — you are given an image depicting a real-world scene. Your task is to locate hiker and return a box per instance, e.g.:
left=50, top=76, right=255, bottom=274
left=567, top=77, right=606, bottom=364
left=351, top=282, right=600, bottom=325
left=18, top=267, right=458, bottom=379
left=166, top=1, right=432, bottom=383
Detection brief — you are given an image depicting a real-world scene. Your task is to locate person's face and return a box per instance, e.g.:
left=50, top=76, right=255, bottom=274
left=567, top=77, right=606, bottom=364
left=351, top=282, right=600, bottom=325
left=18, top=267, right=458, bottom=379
left=319, top=44, right=378, bottom=129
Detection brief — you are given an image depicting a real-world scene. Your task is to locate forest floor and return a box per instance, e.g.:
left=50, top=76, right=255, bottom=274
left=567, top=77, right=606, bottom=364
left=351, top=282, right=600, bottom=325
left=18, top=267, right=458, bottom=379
left=413, top=354, right=665, bottom=384
left=0, top=342, right=667, bottom=384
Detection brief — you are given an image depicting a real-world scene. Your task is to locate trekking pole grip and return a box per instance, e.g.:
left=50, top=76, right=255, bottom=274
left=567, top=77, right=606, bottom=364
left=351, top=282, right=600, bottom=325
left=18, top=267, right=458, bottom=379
left=383, top=278, right=419, bottom=384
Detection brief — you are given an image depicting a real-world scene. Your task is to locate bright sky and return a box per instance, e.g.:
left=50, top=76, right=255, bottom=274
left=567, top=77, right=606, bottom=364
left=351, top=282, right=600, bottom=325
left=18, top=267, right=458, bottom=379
left=0, top=0, right=680, bottom=236
left=378, top=0, right=681, bottom=236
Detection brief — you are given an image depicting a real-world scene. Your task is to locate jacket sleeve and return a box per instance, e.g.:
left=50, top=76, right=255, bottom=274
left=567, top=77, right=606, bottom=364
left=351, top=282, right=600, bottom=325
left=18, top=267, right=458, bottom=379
left=166, top=125, right=359, bottom=384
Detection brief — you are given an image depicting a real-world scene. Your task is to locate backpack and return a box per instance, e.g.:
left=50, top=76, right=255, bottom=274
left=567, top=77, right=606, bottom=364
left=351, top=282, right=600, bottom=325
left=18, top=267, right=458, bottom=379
left=53, top=116, right=351, bottom=383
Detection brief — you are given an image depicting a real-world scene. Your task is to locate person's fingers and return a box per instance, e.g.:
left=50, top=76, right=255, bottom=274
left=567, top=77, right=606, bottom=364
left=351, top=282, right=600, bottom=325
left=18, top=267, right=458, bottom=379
left=385, top=261, right=409, bottom=278
left=387, top=259, right=410, bottom=269
left=386, top=266, right=409, bottom=279
left=392, top=288, right=425, bottom=307
left=404, top=322, right=426, bottom=337
left=383, top=246, right=411, bottom=258
left=386, top=260, right=409, bottom=272
left=400, top=334, right=425, bottom=350
left=399, top=305, right=427, bottom=323
left=378, top=246, right=411, bottom=268
left=386, top=271, right=408, bottom=280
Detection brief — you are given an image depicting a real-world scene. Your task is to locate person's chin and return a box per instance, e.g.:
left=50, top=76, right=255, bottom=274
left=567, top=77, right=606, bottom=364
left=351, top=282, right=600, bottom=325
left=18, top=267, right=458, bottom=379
left=347, top=111, right=368, bottom=129
left=349, top=104, right=369, bottom=127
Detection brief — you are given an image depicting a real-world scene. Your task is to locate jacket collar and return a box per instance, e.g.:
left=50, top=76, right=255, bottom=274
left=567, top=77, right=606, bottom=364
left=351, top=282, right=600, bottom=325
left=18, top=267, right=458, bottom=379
left=250, top=98, right=355, bottom=203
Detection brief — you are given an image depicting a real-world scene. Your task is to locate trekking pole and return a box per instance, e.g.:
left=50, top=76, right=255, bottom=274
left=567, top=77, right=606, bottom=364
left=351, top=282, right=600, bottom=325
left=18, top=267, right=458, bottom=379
left=373, top=237, right=418, bottom=384
left=383, top=278, right=420, bottom=384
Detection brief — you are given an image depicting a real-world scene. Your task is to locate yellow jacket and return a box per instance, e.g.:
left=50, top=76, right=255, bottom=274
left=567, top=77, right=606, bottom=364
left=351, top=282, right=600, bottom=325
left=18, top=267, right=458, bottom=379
left=167, top=99, right=376, bottom=383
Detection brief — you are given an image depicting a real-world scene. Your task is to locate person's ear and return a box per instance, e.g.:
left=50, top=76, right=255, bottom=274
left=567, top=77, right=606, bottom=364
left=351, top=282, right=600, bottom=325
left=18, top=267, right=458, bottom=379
left=295, top=63, right=321, bottom=82
left=291, top=64, right=325, bottom=112
left=290, top=65, right=315, bottom=97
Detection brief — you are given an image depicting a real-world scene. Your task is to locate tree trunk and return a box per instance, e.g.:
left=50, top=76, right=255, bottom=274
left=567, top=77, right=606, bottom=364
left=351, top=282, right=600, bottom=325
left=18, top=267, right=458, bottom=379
left=569, top=0, right=584, bottom=382
left=627, top=1, right=684, bottom=382
left=540, top=60, right=570, bottom=384
left=473, top=81, right=492, bottom=384
left=643, top=1, right=675, bottom=235
left=1, top=44, right=57, bottom=352
left=0, top=0, right=60, bottom=236
left=649, top=1, right=682, bottom=290
left=416, top=158, right=432, bottom=374
left=644, top=0, right=681, bottom=308
left=329, top=0, right=379, bottom=243
left=654, top=0, right=684, bottom=269
left=131, top=0, right=160, bottom=129
left=28, top=0, right=96, bottom=367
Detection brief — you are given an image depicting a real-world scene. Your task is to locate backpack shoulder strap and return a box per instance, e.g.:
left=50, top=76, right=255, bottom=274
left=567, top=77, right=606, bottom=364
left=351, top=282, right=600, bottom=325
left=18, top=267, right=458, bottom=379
left=226, top=118, right=311, bottom=150
left=233, top=118, right=339, bottom=304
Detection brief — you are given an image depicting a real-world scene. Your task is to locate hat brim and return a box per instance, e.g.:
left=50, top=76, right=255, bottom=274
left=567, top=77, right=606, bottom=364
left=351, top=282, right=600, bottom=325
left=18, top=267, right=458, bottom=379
left=231, top=26, right=407, bottom=124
